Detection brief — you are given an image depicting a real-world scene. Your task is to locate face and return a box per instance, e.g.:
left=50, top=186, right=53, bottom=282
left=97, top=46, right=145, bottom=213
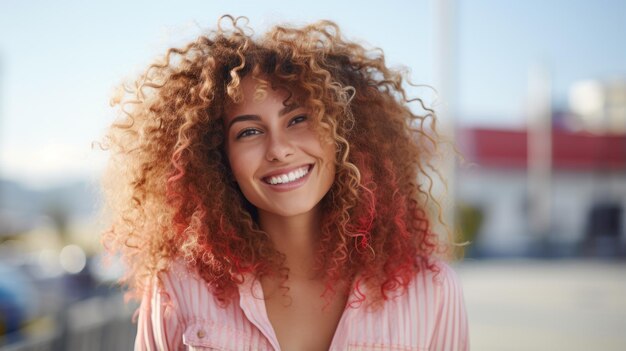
left=224, top=77, right=336, bottom=219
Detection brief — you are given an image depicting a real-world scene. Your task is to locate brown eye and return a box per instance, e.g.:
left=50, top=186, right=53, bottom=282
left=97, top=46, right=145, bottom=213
left=288, top=114, right=308, bottom=126
left=236, top=128, right=261, bottom=139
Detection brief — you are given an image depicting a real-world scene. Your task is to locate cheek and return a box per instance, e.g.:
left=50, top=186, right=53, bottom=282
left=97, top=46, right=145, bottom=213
left=319, top=137, right=337, bottom=168
left=308, top=137, right=337, bottom=185
left=227, top=145, right=259, bottom=181
left=324, top=149, right=337, bottom=182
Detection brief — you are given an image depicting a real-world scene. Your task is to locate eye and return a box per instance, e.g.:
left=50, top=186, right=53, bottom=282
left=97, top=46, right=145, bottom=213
left=236, top=128, right=261, bottom=139
left=288, top=114, right=308, bottom=126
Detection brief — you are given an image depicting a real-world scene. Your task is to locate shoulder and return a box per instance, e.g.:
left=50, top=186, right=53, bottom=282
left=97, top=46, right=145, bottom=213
left=137, top=261, right=241, bottom=350
left=412, top=258, right=470, bottom=350
left=154, top=260, right=201, bottom=300
left=407, top=257, right=469, bottom=347
left=413, top=256, right=462, bottom=286
left=343, top=257, right=468, bottom=349
left=135, top=260, right=204, bottom=350
left=407, top=256, right=465, bottom=306
left=157, top=259, right=204, bottom=294
left=152, top=259, right=221, bottom=322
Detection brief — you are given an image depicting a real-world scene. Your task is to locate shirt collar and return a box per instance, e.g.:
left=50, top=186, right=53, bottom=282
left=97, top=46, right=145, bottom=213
left=237, top=273, right=282, bottom=351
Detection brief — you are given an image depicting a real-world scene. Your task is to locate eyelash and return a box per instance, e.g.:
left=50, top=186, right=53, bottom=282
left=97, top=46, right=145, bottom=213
left=235, top=114, right=308, bottom=139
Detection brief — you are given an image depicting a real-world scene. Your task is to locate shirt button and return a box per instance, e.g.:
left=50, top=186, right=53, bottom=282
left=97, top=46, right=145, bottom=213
left=197, top=329, right=206, bottom=339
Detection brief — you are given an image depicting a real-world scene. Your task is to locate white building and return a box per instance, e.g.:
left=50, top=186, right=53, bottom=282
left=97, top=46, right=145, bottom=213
left=457, top=127, right=626, bottom=257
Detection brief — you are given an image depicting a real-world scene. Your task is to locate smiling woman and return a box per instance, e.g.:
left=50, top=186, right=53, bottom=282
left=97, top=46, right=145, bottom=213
left=225, top=77, right=336, bottom=218
left=101, top=15, right=468, bottom=351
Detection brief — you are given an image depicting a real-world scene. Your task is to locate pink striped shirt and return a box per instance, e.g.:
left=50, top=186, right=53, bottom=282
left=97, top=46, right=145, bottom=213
left=135, top=258, right=469, bottom=350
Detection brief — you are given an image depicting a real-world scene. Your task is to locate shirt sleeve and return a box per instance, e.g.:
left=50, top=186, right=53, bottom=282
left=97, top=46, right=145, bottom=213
left=429, top=263, right=470, bottom=351
left=134, top=272, right=184, bottom=351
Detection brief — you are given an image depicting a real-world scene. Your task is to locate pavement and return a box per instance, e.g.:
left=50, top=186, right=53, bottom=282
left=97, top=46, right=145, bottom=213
left=455, top=259, right=626, bottom=351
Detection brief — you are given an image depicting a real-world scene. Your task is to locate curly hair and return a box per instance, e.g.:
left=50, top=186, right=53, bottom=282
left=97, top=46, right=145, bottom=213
left=101, top=15, right=451, bottom=307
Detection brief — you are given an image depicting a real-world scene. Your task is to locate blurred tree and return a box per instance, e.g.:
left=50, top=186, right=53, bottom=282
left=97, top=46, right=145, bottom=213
left=456, top=202, right=484, bottom=257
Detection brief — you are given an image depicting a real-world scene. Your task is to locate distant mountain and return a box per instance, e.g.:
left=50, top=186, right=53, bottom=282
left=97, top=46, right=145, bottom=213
left=0, top=178, right=101, bottom=234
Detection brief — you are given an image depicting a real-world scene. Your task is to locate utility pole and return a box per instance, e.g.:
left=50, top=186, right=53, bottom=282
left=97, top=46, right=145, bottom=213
left=527, top=64, right=553, bottom=248
left=434, top=0, right=459, bottom=242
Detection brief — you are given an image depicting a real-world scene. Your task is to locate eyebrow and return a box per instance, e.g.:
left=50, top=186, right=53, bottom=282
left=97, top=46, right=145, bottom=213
left=227, top=104, right=301, bottom=130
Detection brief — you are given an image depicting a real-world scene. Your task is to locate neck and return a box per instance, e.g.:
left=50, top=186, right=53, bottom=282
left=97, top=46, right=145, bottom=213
left=258, top=207, right=322, bottom=280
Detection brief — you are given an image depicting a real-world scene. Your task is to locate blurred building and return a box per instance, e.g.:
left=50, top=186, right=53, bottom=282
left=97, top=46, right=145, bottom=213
left=569, top=79, right=626, bottom=134
left=457, top=127, right=626, bottom=257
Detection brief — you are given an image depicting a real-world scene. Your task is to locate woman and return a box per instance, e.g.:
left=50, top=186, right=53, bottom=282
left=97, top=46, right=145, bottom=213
left=102, top=15, right=469, bottom=351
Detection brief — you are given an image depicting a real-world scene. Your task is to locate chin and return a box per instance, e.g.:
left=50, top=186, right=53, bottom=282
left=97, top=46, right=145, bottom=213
left=262, top=202, right=319, bottom=218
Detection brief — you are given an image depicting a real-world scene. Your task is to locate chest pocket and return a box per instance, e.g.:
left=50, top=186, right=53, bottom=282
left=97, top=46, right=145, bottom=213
left=182, top=322, right=259, bottom=351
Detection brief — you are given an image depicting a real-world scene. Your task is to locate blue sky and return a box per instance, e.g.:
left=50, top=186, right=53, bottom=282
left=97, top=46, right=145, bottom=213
left=0, top=0, right=624, bottom=187
left=459, top=0, right=626, bottom=121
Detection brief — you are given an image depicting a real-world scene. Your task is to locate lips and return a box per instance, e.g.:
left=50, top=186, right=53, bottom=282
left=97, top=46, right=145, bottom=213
left=261, top=164, right=313, bottom=185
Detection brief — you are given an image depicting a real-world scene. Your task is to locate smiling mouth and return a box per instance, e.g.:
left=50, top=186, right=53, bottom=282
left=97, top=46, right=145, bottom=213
left=262, top=164, right=313, bottom=185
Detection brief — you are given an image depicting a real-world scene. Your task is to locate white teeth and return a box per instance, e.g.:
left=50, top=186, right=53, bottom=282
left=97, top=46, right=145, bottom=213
left=267, top=166, right=310, bottom=185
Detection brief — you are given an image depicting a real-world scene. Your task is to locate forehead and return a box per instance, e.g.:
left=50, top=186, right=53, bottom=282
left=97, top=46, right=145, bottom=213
left=224, top=77, right=297, bottom=118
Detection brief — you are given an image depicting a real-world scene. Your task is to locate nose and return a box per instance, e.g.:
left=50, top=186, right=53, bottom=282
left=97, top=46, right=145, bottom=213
left=265, top=131, right=295, bottom=162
